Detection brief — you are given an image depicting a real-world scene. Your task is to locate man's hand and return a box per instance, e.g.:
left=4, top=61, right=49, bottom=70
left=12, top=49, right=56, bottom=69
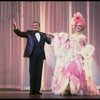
left=46, top=32, right=54, bottom=38
left=12, top=20, right=17, bottom=29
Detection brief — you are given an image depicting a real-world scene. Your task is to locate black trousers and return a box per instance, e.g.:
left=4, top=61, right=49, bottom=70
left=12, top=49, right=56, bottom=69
left=29, top=52, right=43, bottom=93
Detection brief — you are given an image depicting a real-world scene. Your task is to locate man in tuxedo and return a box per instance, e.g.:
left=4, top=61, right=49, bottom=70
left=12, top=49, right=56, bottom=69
left=12, top=21, right=51, bottom=95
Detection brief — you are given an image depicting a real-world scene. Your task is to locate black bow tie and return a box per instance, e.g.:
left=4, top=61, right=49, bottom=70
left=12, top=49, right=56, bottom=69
left=34, top=30, right=40, bottom=33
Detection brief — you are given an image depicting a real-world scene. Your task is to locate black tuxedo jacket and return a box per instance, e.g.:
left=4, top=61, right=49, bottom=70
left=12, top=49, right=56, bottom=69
left=14, top=29, right=51, bottom=59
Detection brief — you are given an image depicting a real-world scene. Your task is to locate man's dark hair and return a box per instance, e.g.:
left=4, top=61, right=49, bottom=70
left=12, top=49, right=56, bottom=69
left=32, top=21, right=40, bottom=27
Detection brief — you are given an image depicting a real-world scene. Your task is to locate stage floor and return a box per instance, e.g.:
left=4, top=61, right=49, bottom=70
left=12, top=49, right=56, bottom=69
left=0, top=90, right=100, bottom=99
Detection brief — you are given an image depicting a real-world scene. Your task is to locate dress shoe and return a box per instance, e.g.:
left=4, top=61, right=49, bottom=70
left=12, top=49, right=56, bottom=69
left=29, top=92, right=42, bottom=95
left=29, top=91, right=35, bottom=95
left=35, top=92, right=42, bottom=95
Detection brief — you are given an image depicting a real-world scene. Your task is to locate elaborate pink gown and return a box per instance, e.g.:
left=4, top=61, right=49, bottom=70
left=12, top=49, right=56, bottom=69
left=51, top=32, right=100, bottom=95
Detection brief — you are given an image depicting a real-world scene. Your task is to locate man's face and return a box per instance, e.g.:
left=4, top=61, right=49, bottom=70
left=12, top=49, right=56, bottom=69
left=32, top=22, right=40, bottom=31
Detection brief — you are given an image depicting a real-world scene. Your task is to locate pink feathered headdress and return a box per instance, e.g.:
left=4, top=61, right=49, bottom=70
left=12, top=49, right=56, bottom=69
left=71, top=12, right=85, bottom=28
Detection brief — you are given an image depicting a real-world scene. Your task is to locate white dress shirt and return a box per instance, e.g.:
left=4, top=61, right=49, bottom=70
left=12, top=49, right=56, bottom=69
left=35, top=32, right=40, bottom=42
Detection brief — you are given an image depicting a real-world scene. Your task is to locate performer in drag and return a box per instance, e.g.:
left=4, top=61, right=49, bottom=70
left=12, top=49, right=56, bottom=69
left=51, top=12, right=100, bottom=96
